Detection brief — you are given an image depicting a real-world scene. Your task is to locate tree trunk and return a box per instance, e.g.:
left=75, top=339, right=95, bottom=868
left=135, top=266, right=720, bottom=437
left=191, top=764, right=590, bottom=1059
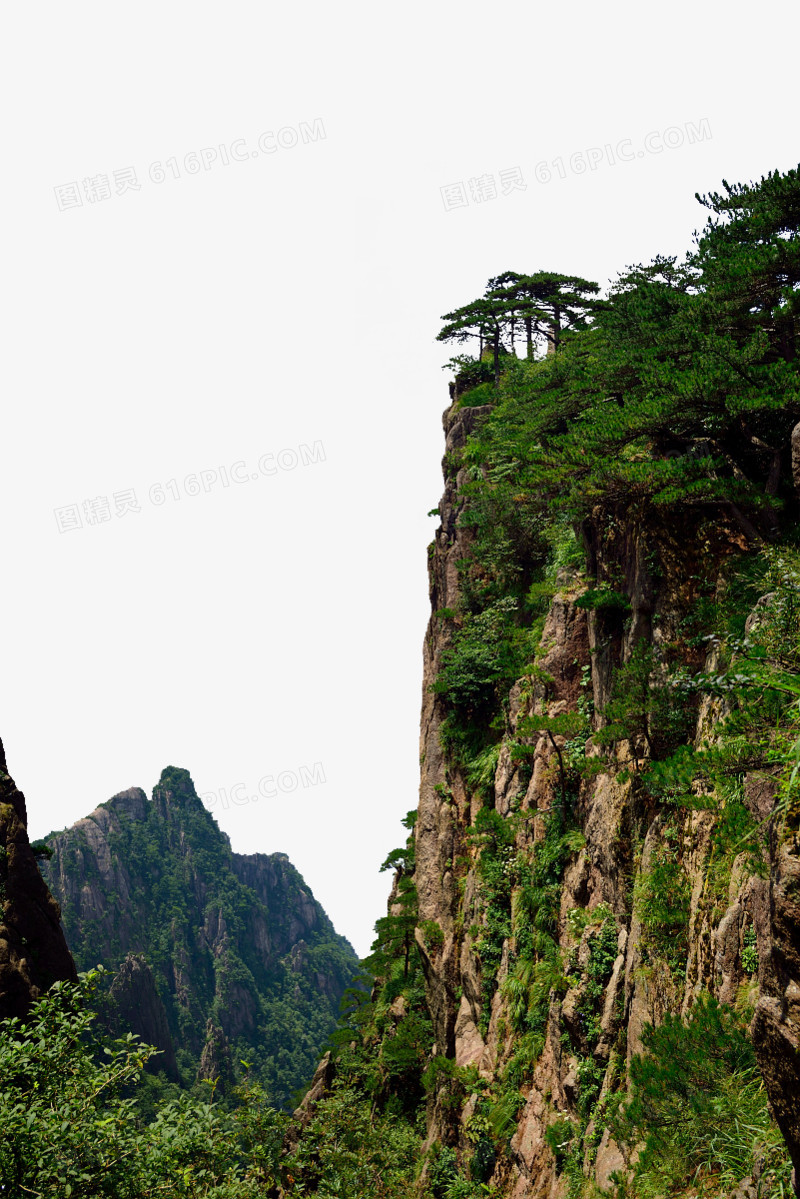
left=547, top=305, right=561, bottom=355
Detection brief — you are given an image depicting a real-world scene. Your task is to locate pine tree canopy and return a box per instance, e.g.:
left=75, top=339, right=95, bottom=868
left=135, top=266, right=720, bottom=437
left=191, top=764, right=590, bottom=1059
left=441, top=164, right=800, bottom=534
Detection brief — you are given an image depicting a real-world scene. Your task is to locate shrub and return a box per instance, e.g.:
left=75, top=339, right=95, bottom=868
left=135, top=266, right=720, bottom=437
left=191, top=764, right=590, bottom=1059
left=635, top=841, right=690, bottom=976
left=611, top=994, right=791, bottom=1197
left=0, top=970, right=289, bottom=1197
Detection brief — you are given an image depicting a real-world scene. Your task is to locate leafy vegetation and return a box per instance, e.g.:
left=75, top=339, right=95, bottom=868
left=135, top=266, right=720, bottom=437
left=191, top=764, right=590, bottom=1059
left=610, top=996, right=792, bottom=1197
left=0, top=970, right=290, bottom=1197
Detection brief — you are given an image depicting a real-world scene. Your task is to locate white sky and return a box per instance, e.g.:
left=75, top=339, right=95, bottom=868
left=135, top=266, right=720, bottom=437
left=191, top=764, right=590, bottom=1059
left=2, top=1, right=798, bottom=957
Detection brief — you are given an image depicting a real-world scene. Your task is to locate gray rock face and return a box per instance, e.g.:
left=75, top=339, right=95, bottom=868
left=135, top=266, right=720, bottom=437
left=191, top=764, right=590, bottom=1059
left=416, top=402, right=493, bottom=1061
left=109, top=953, right=178, bottom=1078
left=198, top=1018, right=235, bottom=1093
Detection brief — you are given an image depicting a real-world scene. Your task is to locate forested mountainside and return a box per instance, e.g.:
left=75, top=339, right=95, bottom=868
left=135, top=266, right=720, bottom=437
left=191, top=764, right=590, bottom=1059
left=40, top=766, right=359, bottom=1107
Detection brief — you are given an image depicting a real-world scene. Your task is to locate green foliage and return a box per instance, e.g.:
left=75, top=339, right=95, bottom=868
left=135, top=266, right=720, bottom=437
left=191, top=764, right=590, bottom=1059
left=574, top=588, right=630, bottom=614
left=635, top=837, right=690, bottom=977
left=568, top=918, right=620, bottom=1054
left=459, top=168, right=800, bottom=536
left=0, top=971, right=292, bottom=1197
left=428, top=1143, right=460, bottom=1196
left=420, top=918, right=445, bottom=950
left=289, top=1080, right=422, bottom=1197
left=490, top=811, right=584, bottom=1092
left=611, top=994, right=792, bottom=1197
left=367, top=819, right=420, bottom=984
left=544, top=1116, right=576, bottom=1172
left=598, top=641, right=694, bottom=764
left=741, top=925, right=759, bottom=974
left=444, top=354, right=495, bottom=394
left=458, top=382, right=496, bottom=408
left=703, top=782, right=765, bottom=921
left=469, top=1135, right=496, bottom=1183
left=433, top=597, right=535, bottom=721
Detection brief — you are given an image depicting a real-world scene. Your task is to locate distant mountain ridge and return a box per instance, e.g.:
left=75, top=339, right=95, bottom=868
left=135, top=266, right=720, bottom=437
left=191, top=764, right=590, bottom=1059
left=41, top=765, right=359, bottom=1106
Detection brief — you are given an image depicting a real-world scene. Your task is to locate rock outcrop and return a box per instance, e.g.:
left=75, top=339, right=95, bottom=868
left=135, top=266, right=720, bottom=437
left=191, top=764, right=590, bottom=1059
left=198, top=1017, right=235, bottom=1093
left=109, top=952, right=178, bottom=1078
left=0, top=736, right=76, bottom=1018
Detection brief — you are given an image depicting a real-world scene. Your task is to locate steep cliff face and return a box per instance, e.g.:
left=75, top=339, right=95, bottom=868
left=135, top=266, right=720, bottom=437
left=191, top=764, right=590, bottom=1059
left=405, top=396, right=800, bottom=1196
left=416, top=401, right=493, bottom=1062
left=0, top=737, right=76, bottom=1018
left=109, top=953, right=179, bottom=1078
left=41, top=766, right=359, bottom=1106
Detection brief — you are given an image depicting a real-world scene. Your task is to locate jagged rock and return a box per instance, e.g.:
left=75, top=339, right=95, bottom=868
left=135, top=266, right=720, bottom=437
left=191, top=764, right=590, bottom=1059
left=594, top=1125, right=626, bottom=1191
left=389, top=994, right=407, bottom=1022
left=537, top=595, right=590, bottom=705
left=596, top=937, right=627, bottom=1053
left=744, top=771, right=779, bottom=824
left=0, top=737, right=76, bottom=1019
left=198, top=1018, right=235, bottom=1092
left=560, top=986, right=584, bottom=1048
left=715, top=901, right=744, bottom=1005
left=454, top=994, right=485, bottom=1069
left=416, top=401, right=492, bottom=1068
left=292, top=1050, right=336, bottom=1125
left=109, top=953, right=178, bottom=1078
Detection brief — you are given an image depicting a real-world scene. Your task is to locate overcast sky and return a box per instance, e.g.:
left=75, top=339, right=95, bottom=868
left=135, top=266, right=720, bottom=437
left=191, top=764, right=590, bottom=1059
left=2, top=1, right=798, bottom=957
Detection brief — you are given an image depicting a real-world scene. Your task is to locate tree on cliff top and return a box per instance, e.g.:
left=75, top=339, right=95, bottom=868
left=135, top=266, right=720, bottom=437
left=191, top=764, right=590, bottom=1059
left=461, top=165, right=800, bottom=532
left=437, top=294, right=510, bottom=385
left=437, top=271, right=601, bottom=385
left=487, top=269, right=601, bottom=357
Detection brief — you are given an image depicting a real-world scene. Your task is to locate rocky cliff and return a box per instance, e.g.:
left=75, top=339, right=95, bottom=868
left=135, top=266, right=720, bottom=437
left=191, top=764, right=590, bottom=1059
left=41, top=766, right=359, bottom=1106
left=0, top=737, right=76, bottom=1018
left=289, top=371, right=800, bottom=1199
left=404, top=396, right=800, bottom=1196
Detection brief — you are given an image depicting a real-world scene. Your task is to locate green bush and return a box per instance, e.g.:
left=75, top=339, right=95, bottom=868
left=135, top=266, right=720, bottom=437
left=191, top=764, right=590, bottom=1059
left=611, top=994, right=791, bottom=1197
left=428, top=1143, right=460, bottom=1197
left=635, top=840, right=690, bottom=976
left=0, top=970, right=289, bottom=1197
left=544, top=1117, right=576, bottom=1172
left=574, top=588, right=630, bottom=614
